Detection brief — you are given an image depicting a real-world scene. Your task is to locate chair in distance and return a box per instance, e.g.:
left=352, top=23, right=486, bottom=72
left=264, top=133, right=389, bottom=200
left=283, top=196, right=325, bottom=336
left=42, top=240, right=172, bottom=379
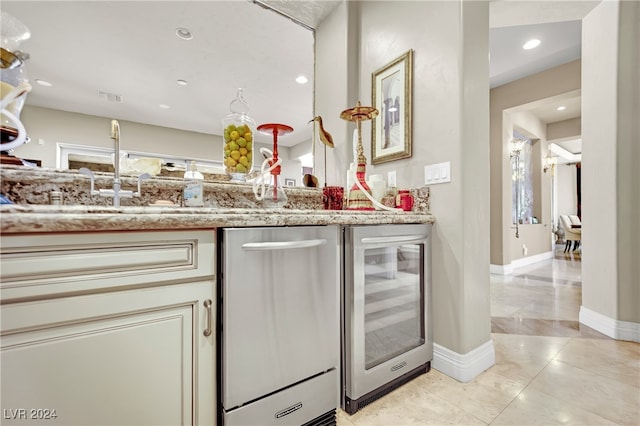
left=560, top=214, right=581, bottom=252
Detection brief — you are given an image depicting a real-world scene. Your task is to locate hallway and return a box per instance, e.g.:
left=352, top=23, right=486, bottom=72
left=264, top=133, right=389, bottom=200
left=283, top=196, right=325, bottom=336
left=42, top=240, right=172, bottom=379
left=337, top=245, right=640, bottom=425
left=490, top=246, right=601, bottom=338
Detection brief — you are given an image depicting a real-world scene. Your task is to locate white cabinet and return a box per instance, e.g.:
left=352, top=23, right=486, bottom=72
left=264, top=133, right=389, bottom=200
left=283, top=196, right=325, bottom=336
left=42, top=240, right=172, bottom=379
left=0, top=231, right=216, bottom=425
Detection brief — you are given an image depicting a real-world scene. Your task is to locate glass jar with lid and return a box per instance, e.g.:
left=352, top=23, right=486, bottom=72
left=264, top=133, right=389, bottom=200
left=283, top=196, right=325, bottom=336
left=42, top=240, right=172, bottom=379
left=221, top=88, right=255, bottom=182
left=1, top=11, right=32, bottom=152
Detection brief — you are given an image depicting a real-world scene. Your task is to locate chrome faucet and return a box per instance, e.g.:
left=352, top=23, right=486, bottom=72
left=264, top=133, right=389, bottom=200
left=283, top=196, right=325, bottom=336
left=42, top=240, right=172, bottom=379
left=110, top=120, right=123, bottom=207
left=78, top=119, right=150, bottom=207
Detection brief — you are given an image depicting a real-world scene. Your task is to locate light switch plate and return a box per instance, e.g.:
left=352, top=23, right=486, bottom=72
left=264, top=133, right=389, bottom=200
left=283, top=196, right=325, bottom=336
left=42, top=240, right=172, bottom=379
left=388, top=170, right=397, bottom=187
left=424, top=162, right=451, bottom=185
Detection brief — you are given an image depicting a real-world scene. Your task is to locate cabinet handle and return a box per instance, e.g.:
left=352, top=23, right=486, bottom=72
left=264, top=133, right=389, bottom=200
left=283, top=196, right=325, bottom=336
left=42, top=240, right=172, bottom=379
left=203, top=299, right=213, bottom=337
left=360, top=234, right=427, bottom=245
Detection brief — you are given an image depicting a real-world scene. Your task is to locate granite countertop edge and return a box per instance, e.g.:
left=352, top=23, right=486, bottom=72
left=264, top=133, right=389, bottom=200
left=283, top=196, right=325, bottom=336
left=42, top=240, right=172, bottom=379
left=0, top=205, right=435, bottom=234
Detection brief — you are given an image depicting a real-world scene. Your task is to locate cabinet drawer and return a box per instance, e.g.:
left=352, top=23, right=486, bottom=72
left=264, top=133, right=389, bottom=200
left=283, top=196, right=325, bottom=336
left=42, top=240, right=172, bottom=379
left=0, top=230, right=215, bottom=303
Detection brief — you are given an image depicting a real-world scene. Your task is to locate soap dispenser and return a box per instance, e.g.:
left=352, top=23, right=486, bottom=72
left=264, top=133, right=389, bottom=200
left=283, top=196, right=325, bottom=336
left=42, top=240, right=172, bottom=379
left=183, top=161, right=204, bottom=207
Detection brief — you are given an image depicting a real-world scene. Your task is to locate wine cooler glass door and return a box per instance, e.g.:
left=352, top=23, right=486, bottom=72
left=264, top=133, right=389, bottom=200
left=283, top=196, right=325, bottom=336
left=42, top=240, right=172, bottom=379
left=362, top=242, right=424, bottom=369
left=345, top=224, right=432, bottom=403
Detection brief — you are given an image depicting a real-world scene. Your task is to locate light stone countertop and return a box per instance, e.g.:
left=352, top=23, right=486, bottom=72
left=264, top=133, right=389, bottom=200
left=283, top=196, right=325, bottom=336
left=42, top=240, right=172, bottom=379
left=0, top=204, right=435, bottom=234
left=0, top=165, right=434, bottom=234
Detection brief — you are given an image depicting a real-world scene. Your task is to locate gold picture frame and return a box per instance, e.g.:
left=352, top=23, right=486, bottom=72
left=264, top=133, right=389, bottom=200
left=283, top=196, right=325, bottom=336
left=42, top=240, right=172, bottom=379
left=371, top=50, right=413, bottom=164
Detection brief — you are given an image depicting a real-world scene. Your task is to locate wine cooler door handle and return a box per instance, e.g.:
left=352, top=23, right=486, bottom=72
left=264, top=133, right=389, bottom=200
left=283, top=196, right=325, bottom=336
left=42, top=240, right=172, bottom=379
left=360, top=234, right=428, bottom=245
left=241, top=239, right=327, bottom=251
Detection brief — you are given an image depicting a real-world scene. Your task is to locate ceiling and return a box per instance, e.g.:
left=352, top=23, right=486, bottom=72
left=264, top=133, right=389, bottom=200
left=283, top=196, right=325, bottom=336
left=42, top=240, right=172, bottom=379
left=490, top=0, right=601, bottom=159
left=2, top=1, right=598, bottom=152
left=1, top=1, right=322, bottom=147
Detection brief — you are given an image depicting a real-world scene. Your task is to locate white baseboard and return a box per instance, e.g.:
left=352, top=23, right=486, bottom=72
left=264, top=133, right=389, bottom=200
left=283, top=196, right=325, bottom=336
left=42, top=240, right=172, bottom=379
left=579, top=306, right=640, bottom=342
left=490, top=251, right=554, bottom=276
left=432, top=340, right=495, bottom=382
left=490, top=263, right=512, bottom=275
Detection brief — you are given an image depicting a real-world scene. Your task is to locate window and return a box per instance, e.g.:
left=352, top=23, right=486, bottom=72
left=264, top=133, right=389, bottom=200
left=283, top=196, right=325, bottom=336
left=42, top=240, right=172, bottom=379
left=57, top=142, right=223, bottom=173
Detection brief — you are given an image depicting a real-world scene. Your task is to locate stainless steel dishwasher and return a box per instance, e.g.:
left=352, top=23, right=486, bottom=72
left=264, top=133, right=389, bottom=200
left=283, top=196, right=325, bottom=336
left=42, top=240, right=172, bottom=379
left=217, top=226, right=340, bottom=426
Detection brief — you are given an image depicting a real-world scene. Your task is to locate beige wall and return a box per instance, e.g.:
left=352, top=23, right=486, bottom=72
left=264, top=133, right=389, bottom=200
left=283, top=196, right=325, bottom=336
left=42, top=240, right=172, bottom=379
left=547, top=117, right=581, bottom=141
left=509, top=225, right=549, bottom=258
left=582, top=0, right=639, bottom=324
left=615, top=0, right=640, bottom=323
left=490, top=60, right=581, bottom=266
left=13, top=105, right=305, bottom=184
left=15, top=106, right=222, bottom=168
left=506, top=110, right=552, bottom=260
left=317, top=1, right=492, bottom=358
left=314, top=1, right=353, bottom=188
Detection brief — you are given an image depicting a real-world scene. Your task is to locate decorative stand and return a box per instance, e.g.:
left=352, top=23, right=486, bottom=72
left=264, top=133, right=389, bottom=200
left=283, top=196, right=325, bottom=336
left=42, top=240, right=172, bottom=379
left=256, top=123, right=293, bottom=208
left=340, top=102, right=379, bottom=210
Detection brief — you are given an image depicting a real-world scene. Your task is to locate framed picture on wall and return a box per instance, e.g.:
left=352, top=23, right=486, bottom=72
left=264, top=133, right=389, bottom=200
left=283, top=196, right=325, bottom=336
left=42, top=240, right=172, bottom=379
left=284, top=178, right=295, bottom=187
left=371, top=49, right=413, bottom=165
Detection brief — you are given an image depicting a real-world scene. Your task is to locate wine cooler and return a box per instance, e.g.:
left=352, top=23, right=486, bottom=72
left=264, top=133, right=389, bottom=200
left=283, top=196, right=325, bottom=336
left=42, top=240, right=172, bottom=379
left=342, top=224, right=432, bottom=415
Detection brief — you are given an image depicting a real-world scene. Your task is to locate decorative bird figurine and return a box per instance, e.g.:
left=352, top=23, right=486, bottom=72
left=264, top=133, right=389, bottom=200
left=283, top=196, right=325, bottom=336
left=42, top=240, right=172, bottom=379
left=308, top=116, right=335, bottom=148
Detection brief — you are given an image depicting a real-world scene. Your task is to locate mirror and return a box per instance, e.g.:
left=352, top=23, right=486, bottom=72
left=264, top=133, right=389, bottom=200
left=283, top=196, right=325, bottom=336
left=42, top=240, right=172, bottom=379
left=1, top=1, right=315, bottom=176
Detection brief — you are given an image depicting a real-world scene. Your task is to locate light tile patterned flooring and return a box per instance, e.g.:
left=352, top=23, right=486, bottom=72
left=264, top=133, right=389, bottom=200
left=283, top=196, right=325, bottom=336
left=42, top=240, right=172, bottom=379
left=337, top=246, right=640, bottom=425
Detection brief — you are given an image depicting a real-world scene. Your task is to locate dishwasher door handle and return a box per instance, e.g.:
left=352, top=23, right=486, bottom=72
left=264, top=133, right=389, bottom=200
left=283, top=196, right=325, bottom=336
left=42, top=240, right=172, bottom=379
left=360, top=234, right=427, bottom=245
left=242, top=238, right=327, bottom=251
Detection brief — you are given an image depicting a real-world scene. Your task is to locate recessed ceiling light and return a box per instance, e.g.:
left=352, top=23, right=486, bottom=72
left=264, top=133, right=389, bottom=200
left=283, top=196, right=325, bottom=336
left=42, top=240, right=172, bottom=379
left=175, top=27, right=193, bottom=40
left=557, top=106, right=566, bottom=111
left=177, top=79, right=188, bottom=86
left=35, top=79, right=52, bottom=87
left=159, top=104, right=170, bottom=109
left=295, top=75, right=308, bottom=84
left=523, top=39, right=541, bottom=50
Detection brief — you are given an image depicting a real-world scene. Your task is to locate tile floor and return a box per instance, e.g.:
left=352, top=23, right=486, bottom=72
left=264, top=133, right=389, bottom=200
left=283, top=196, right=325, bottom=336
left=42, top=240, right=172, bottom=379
left=337, top=246, right=640, bottom=425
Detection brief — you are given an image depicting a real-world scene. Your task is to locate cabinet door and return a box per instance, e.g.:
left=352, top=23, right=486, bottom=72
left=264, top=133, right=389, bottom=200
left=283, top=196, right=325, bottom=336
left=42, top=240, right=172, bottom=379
left=1, top=281, right=215, bottom=426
